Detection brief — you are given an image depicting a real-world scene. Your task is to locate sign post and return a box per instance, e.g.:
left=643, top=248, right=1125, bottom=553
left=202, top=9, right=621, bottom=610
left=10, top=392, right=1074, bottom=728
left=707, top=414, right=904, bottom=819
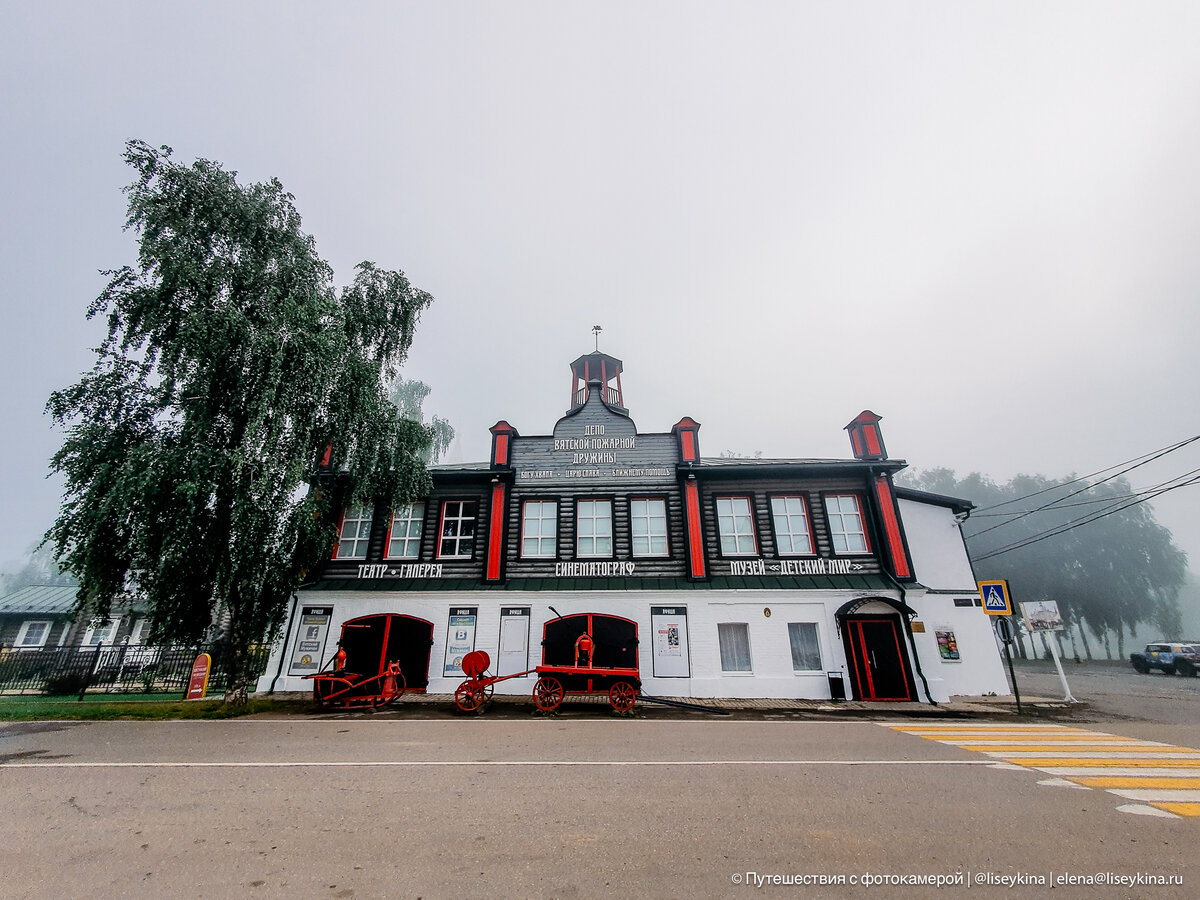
left=993, top=616, right=1021, bottom=715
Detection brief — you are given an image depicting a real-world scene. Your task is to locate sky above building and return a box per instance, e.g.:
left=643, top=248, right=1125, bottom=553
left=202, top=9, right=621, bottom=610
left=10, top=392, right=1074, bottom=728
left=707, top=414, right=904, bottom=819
left=3, top=2, right=1199, bottom=575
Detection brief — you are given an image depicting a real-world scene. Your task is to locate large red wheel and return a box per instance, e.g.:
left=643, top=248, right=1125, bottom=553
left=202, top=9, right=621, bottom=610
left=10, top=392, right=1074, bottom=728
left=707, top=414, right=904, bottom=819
left=533, top=676, right=564, bottom=712
left=455, top=682, right=484, bottom=713
left=608, top=681, right=637, bottom=712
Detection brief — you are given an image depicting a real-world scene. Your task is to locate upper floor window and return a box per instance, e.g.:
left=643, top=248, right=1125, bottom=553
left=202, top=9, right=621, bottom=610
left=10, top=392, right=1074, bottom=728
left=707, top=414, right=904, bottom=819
left=716, top=496, right=757, bottom=556
left=386, top=502, right=425, bottom=559
left=576, top=499, right=613, bottom=557
left=15, top=620, right=51, bottom=648
left=522, top=500, right=558, bottom=558
left=82, top=617, right=120, bottom=646
left=129, top=618, right=152, bottom=645
left=630, top=498, right=668, bottom=557
left=335, top=504, right=373, bottom=559
left=825, top=494, right=870, bottom=553
left=438, top=500, right=477, bottom=559
left=771, top=496, right=814, bottom=555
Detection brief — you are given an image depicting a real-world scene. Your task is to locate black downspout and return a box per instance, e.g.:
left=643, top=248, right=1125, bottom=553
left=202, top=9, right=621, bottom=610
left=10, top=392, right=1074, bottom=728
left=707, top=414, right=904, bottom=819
left=881, top=567, right=937, bottom=707
left=267, top=593, right=300, bottom=696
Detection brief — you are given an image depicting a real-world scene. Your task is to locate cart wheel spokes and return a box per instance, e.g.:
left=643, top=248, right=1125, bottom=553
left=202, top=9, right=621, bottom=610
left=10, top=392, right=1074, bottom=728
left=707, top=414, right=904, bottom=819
left=534, top=676, right=564, bottom=712
left=609, top=681, right=636, bottom=712
left=455, top=682, right=483, bottom=713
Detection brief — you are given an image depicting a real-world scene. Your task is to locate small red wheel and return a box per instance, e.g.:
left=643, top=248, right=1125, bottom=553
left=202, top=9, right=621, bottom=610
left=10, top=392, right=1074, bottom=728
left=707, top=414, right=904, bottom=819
left=533, top=676, right=564, bottom=712
left=455, top=682, right=483, bottom=713
left=608, top=681, right=636, bottom=712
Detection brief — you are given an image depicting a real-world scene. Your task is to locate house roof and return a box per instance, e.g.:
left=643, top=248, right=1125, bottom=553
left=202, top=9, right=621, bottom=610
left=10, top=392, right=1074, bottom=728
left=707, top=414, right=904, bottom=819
left=0, top=584, right=79, bottom=615
left=894, top=486, right=975, bottom=515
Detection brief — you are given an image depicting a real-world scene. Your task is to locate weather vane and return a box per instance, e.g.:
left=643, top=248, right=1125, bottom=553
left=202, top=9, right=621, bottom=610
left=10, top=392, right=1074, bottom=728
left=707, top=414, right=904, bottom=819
left=592, top=324, right=602, bottom=351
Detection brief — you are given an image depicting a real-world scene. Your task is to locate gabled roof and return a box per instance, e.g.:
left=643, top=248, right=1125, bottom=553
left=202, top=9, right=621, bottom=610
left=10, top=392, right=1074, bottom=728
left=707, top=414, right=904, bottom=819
left=0, top=585, right=79, bottom=615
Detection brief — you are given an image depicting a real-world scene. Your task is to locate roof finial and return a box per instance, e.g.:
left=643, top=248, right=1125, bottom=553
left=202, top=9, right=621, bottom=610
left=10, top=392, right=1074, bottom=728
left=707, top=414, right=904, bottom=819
left=592, top=324, right=603, bottom=351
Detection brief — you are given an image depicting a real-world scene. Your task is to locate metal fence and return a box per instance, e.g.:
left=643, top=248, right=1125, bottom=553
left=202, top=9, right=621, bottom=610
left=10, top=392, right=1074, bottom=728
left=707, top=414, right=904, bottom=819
left=0, top=643, right=271, bottom=698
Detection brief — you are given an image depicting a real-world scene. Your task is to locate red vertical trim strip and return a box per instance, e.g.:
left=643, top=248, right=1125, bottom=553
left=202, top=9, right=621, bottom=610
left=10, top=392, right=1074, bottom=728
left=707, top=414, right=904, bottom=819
left=684, top=480, right=706, bottom=578
left=320, top=444, right=332, bottom=467
left=858, top=622, right=877, bottom=700
left=494, top=433, right=509, bottom=466
left=864, top=426, right=882, bottom=457
left=891, top=619, right=913, bottom=700
left=850, top=429, right=863, bottom=457
left=486, top=484, right=506, bottom=581
left=874, top=478, right=911, bottom=579
left=681, top=431, right=696, bottom=462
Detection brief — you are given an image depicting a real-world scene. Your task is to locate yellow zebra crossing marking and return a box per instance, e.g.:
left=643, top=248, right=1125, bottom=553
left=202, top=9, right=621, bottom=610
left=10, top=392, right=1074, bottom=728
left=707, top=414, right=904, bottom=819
left=889, top=723, right=1200, bottom=818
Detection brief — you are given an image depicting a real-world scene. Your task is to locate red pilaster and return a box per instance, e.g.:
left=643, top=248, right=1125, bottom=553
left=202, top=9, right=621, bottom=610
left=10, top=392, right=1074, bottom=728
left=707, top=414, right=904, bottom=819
left=683, top=476, right=707, bottom=580
left=873, top=476, right=912, bottom=580
left=485, top=481, right=507, bottom=582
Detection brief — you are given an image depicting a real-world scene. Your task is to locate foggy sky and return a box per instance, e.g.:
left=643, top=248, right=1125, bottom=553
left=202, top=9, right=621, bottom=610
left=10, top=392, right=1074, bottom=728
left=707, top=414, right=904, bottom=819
left=3, top=2, right=1199, bottom=573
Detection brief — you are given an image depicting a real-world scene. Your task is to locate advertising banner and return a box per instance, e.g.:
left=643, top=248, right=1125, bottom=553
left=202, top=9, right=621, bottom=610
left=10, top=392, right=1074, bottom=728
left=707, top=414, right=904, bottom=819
left=650, top=606, right=690, bottom=678
left=443, top=607, right=479, bottom=676
left=497, top=607, right=531, bottom=677
left=289, top=606, right=333, bottom=675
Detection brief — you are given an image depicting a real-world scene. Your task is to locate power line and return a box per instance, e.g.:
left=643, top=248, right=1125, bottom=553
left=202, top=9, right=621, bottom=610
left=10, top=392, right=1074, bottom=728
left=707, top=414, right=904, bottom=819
left=971, top=473, right=1200, bottom=562
left=969, top=465, right=1200, bottom=517
left=971, top=433, right=1200, bottom=514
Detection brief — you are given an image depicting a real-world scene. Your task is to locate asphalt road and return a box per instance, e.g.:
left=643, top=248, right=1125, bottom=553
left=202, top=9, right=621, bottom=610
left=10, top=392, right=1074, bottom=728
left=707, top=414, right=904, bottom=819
left=0, top=711, right=1196, bottom=899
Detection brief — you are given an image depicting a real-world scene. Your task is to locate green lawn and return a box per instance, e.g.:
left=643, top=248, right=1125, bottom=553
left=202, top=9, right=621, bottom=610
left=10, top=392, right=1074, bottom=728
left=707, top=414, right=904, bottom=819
left=0, top=694, right=310, bottom=720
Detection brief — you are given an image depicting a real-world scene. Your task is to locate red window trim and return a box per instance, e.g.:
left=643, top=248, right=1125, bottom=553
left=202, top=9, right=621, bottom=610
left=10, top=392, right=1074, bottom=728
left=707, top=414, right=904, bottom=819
left=824, top=493, right=872, bottom=555
left=437, top=499, right=478, bottom=560
left=383, top=502, right=425, bottom=561
left=520, top=497, right=559, bottom=559
left=629, top=495, right=670, bottom=559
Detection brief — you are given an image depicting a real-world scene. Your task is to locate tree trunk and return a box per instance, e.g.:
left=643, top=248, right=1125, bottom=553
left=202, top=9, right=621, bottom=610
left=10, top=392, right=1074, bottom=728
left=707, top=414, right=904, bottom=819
left=1116, top=622, right=1125, bottom=660
left=1102, top=630, right=1112, bottom=660
left=1076, top=621, right=1093, bottom=660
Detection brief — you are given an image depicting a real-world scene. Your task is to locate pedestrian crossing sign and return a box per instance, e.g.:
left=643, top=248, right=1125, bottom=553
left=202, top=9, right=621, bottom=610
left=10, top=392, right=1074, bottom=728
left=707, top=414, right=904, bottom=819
left=978, top=580, right=1012, bottom=615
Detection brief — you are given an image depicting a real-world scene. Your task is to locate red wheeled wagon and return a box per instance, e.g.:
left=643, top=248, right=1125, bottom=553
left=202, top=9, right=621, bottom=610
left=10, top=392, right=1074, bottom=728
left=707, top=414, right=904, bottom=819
left=454, top=612, right=640, bottom=713
left=305, top=613, right=433, bottom=709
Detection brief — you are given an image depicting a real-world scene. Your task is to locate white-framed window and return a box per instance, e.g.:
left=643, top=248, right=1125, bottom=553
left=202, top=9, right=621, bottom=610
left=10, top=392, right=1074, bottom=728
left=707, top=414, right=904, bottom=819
left=386, top=502, right=425, bottom=559
left=335, top=504, right=373, bottom=559
left=716, top=496, right=757, bottom=556
left=438, top=500, right=477, bottom=559
left=521, top=500, right=558, bottom=558
left=82, top=617, right=120, bottom=646
left=129, top=618, right=152, bottom=645
left=630, top=498, right=668, bottom=557
left=771, top=496, right=814, bottom=555
left=576, top=499, right=613, bottom=557
left=787, top=622, right=823, bottom=672
left=825, top=494, right=870, bottom=553
left=14, top=620, right=51, bottom=649
left=717, top=622, right=753, bottom=672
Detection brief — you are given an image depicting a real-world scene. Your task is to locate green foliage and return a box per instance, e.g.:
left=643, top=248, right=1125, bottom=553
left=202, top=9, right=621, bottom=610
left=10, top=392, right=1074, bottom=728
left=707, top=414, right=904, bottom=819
left=46, top=141, right=442, bottom=699
left=899, top=468, right=1188, bottom=642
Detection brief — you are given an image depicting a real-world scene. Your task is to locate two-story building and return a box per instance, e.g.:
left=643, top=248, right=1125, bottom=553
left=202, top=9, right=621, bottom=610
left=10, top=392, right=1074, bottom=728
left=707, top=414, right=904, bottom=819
left=257, top=350, right=1009, bottom=702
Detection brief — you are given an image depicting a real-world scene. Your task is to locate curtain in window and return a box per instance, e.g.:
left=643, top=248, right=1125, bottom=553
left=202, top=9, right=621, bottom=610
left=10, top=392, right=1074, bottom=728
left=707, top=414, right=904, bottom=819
left=718, top=623, right=752, bottom=672
left=787, top=623, right=822, bottom=671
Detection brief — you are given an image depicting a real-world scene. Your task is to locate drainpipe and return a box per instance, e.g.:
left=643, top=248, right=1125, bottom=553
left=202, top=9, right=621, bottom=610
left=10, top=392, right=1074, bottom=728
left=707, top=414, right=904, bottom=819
left=881, top=567, right=937, bottom=707
left=267, top=593, right=300, bottom=695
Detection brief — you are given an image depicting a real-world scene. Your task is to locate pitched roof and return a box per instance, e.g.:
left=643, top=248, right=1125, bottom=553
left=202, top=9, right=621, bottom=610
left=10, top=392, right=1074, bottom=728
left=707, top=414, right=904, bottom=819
left=0, top=585, right=79, bottom=615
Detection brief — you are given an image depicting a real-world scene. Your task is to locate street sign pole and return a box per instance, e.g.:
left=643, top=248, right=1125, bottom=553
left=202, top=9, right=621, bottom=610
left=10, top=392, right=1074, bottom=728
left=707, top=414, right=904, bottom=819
left=995, top=616, right=1021, bottom=715
left=1045, top=633, right=1077, bottom=703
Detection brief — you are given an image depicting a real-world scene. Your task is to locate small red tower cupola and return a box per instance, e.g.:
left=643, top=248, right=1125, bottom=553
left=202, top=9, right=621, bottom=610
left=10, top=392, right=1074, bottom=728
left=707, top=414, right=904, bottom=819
left=569, top=351, right=625, bottom=411
left=845, top=410, right=887, bottom=460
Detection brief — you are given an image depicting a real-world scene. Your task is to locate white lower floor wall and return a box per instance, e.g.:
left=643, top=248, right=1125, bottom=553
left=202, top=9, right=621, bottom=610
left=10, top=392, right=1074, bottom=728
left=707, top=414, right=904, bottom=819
left=255, top=588, right=1011, bottom=702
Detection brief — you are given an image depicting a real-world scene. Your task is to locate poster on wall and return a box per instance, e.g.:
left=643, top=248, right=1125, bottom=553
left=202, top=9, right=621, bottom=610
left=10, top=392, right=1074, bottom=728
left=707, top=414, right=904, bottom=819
left=935, top=627, right=960, bottom=661
left=443, top=607, right=478, bottom=677
left=497, top=607, right=531, bottom=677
left=288, top=606, right=333, bottom=675
left=1019, top=600, right=1064, bottom=632
left=650, top=606, right=690, bottom=677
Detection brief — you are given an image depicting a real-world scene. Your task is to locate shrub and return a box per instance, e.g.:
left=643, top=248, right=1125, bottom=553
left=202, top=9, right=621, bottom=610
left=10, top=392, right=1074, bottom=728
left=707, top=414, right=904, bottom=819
left=41, top=672, right=89, bottom=695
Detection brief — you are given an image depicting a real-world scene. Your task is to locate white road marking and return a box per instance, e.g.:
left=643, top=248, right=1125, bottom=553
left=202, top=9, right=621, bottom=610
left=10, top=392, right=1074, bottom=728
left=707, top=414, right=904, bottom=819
left=1036, top=778, right=1090, bottom=789
left=1116, top=804, right=1181, bottom=819
left=0, top=758, right=1001, bottom=769
left=1107, top=789, right=1200, bottom=802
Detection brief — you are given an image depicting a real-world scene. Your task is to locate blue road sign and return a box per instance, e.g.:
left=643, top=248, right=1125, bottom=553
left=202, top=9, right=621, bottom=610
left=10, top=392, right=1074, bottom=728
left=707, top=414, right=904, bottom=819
left=978, top=580, right=1012, bottom=615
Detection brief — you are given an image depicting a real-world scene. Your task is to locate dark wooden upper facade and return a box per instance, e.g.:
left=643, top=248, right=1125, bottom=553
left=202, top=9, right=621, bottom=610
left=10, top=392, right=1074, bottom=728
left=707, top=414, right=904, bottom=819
left=316, top=353, right=919, bottom=591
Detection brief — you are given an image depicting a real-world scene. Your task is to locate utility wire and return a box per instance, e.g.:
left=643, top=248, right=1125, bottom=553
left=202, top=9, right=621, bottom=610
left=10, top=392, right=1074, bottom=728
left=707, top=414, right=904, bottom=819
left=971, top=473, right=1200, bottom=562
left=971, top=466, right=1200, bottom=517
left=971, top=433, right=1200, bottom=514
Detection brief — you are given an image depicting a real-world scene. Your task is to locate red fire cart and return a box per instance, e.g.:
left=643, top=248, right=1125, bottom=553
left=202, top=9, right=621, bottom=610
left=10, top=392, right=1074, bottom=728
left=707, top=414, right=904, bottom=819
left=453, top=612, right=641, bottom=713
left=305, top=613, right=433, bottom=709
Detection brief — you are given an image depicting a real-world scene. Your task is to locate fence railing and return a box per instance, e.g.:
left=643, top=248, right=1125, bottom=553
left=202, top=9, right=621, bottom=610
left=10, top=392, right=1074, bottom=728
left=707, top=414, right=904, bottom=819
left=0, top=643, right=271, bottom=698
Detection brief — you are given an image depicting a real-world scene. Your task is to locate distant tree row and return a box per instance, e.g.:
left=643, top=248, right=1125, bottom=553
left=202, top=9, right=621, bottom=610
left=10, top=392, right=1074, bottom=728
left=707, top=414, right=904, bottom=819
left=899, top=468, right=1188, bottom=659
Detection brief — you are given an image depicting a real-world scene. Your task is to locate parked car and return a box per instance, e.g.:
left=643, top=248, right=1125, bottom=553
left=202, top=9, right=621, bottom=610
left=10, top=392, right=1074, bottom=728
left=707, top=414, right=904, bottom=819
left=1130, top=643, right=1200, bottom=676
